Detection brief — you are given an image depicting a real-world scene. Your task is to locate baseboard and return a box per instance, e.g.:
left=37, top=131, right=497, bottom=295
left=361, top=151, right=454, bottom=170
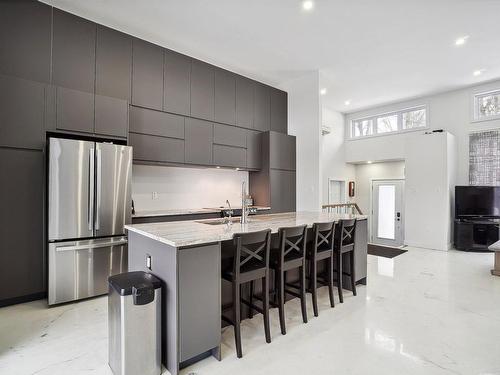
left=0, top=292, right=46, bottom=308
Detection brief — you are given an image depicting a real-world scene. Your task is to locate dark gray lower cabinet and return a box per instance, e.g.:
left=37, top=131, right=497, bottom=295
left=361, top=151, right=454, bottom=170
left=95, top=95, right=128, bottom=138
left=184, top=118, right=213, bottom=165
left=178, top=245, right=220, bottom=362
left=246, top=130, right=262, bottom=170
left=0, top=148, right=44, bottom=302
left=56, top=87, right=94, bottom=134
left=0, top=75, right=45, bottom=150
left=129, top=133, right=185, bottom=164
left=270, top=169, right=296, bottom=213
left=213, top=144, right=246, bottom=169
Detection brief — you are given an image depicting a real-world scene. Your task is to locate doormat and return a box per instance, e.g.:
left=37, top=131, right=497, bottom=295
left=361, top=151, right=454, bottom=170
left=367, top=244, right=407, bottom=258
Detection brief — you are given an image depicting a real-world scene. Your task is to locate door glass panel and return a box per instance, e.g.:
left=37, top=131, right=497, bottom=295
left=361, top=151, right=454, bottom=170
left=377, top=185, right=395, bottom=239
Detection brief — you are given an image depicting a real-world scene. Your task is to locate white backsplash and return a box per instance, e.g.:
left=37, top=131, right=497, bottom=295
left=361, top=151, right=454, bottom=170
left=132, top=164, right=249, bottom=211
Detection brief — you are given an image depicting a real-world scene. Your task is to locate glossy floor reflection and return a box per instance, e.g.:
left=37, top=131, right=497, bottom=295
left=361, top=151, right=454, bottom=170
left=1, top=247, right=499, bottom=375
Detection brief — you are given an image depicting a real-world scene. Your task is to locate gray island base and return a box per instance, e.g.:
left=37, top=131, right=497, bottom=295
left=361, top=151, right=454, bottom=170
left=125, top=211, right=368, bottom=375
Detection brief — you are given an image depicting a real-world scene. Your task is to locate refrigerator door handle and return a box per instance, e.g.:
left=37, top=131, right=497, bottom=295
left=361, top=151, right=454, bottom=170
left=88, top=148, right=95, bottom=231
left=55, top=239, right=128, bottom=252
left=95, top=147, right=102, bottom=231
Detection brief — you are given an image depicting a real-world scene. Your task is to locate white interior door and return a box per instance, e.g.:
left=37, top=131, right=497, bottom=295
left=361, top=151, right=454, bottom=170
left=372, top=180, right=404, bottom=247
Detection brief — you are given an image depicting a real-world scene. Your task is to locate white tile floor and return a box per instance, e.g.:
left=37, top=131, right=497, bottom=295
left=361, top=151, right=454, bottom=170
left=1, top=247, right=500, bottom=375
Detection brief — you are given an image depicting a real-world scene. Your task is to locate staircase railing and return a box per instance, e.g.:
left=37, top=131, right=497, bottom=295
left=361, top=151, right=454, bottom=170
left=322, top=203, right=363, bottom=215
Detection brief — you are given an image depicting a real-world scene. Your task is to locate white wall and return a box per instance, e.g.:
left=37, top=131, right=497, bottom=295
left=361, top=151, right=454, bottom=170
left=283, top=71, right=323, bottom=211
left=404, top=132, right=456, bottom=250
left=132, top=165, right=248, bottom=211
left=345, top=79, right=500, bottom=185
left=321, top=107, right=356, bottom=205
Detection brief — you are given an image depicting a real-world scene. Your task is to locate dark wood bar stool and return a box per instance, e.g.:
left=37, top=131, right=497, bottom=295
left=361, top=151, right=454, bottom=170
left=334, top=219, right=357, bottom=303
left=306, top=221, right=336, bottom=317
left=221, top=229, right=272, bottom=358
left=267, top=225, right=308, bottom=335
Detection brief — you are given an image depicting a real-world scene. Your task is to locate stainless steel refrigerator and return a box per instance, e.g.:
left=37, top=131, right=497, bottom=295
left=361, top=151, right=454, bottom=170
left=47, top=138, right=132, bottom=305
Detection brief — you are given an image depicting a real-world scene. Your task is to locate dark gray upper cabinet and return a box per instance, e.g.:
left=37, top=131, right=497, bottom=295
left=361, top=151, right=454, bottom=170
left=129, top=133, right=185, bottom=164
left=132, top=39, right=164, bottom=110
left=253, top=83, right=270, bottom=131
left=214, top=69, right=236, bottom=125
left=190, top=60, right=215, bottom=121
left=0, top=75, right=45, bottom=150
left=269, top=131, right=296, bottom=171
left=213, top=124, right=247, bottom=148
left=163, top=50, right=191, bottom=116
left=270, top=88, right=288, bottom=134
left=96, top=26, right=132, bottom=100
left=0, top=148, right=44, bottom=300
left=235, top=76, right=254, bottom=129
left=129, top=106, right=185, bottom=139
left=56, top=87, right=95, bottom=134
left=95, top=95, right=128, bottom=138
left=0, top=1, right=51, bottom=83
left=246, top=130, right=262, bottom=170
left=184, top=118, right=213, bottom=166
left=52, top=9, right=96, bottom=93
left=213, top=145, right=246, bottom=169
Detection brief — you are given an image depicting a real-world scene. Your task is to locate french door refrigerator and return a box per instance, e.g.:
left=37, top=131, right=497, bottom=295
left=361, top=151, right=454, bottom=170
left=48, top=138, right=132, bottom=305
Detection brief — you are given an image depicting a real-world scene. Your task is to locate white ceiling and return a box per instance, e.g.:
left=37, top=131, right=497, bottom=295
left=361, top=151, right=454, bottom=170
left=41, top=0, right=500, bottom=113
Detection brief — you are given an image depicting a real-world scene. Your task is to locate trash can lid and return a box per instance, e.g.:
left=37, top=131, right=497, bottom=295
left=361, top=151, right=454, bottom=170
left=109, top=271, right=161, bottom=296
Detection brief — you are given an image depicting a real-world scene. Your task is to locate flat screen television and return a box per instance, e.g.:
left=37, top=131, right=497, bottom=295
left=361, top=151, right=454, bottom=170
left=455, top=186, right=500, bottom=218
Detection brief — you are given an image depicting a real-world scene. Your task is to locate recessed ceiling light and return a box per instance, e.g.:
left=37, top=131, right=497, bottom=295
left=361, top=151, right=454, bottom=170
left=473, top=69, right=484, bottom=76
left=455, top=35, right=469, bottom=46
left=320, top=88, right=327, bottom=95
left=302, top=0, right=314, bottom=11
left=344, top=100, right=351, bottom=106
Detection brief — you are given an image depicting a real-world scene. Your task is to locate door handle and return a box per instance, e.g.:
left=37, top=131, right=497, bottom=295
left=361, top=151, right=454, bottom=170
left=88, top=148, right=95, bottom=231
left=95, top=148, right=102, bottom=231
left=56, top=239, right=128, bottom=252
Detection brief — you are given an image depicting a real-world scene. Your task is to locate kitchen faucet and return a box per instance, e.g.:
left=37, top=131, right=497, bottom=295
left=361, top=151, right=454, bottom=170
left=241, top=181, right=248, bottom=224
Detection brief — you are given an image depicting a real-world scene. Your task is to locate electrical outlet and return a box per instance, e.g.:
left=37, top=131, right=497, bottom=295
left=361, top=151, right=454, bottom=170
left=152, top=192, right=159, bottom=200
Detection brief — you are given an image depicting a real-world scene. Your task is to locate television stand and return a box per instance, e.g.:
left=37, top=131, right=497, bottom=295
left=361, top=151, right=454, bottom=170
left=454, top=218, right=500, bottom=251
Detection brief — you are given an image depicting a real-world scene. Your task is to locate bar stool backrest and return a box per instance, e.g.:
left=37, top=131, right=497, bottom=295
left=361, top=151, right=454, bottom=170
left=277, top=225, right=308, bottom=263
left=312, top=221, right=336, bottom=254
left=233, top=229, right=272, bottom=275
left=338, top=219, right=357, bottom=251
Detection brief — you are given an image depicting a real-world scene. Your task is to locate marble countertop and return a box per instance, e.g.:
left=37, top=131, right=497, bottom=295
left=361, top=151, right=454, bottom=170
left=125, top=211, right=367, bottom=248
left=132, top=206, right=271, bottom=218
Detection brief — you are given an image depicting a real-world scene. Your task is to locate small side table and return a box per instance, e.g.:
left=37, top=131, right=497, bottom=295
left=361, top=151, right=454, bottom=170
left=488, top=240, right=500, bottom=277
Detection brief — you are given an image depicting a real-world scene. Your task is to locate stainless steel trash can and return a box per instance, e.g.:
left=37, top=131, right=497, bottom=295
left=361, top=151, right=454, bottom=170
left=108, top=271, right=161, bottom=375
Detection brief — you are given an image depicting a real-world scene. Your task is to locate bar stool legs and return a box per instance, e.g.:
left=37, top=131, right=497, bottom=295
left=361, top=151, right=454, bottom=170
left=232, top=280, right=243, bottom=358
left=310, top=259, right=319, bottom=317
left=299, top=264, right=308, bottom=323
left=350, top=251, right=357, bottom=296
left=262, top=274, right=271, bottom=343
left=336, top=252, right=344, bottom=303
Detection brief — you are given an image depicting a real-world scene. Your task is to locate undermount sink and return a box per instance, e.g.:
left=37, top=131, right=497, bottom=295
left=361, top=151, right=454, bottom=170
left=196, top=217, right=242, bottom=225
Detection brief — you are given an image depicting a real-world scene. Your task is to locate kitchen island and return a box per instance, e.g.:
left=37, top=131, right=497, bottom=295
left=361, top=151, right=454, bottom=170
left=125, top=211, right=368, bottom=374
